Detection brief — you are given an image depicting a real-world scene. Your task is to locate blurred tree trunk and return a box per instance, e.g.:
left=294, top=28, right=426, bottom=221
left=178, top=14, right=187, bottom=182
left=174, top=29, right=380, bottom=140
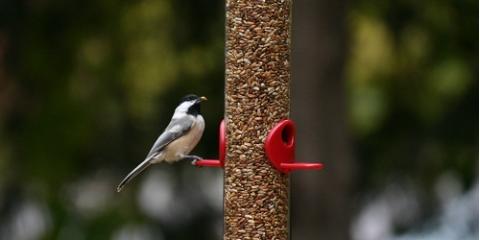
left=291, top=0, right=354, bottom=240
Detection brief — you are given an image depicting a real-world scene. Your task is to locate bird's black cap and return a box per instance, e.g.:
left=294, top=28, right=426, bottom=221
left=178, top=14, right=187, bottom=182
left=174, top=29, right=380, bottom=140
left=180, top=94, right=199, bottom=103
left=180, top=94, right=207, bottom=116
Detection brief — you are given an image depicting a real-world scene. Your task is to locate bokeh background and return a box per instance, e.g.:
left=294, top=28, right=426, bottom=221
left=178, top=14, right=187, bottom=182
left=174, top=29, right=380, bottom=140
left=0, top=0, right=477, bottom=239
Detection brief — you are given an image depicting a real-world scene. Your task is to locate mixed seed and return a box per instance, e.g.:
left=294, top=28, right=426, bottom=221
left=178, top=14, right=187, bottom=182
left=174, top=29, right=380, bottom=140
left=224, top=0, right=291, bottom=239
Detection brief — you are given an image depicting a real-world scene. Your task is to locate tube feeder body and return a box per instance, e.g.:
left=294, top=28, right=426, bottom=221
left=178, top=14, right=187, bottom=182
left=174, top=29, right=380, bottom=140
left=224, top=0, right=291, bottom=239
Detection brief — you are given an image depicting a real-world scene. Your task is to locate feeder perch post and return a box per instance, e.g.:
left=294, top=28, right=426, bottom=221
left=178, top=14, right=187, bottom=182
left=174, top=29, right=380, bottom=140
left=224, top=0, right=292, bottom=239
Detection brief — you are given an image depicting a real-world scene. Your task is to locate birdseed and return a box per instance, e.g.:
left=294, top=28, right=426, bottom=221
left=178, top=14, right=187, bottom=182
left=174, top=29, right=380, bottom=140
left=224, top=0, right=291, bottom=239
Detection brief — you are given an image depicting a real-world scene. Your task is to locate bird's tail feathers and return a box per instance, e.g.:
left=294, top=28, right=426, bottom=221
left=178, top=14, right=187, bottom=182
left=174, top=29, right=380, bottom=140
left=116, top=158, right=153, bottom=192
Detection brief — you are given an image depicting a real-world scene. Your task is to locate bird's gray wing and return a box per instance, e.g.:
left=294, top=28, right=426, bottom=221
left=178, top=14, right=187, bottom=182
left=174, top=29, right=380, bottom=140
left=144, top=116, right=194, bottom=160
left=116, top=116, right=194, bottom=192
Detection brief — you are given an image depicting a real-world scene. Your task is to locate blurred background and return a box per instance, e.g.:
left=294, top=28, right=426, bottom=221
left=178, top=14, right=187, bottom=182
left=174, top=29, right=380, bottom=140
left=0, top=0, right=477, bottom=239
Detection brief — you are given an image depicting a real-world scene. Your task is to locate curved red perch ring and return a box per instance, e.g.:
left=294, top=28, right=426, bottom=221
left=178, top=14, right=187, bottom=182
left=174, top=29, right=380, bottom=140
left=193, top=120, right=225, bottom=167
left=194, top=119, right=324, bottom=174
left=264, top=119, right=324, bottom=173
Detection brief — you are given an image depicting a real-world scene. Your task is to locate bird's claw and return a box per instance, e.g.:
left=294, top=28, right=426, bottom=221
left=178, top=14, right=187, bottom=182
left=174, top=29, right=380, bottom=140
left=191, top=159, right=199, bottom=166
left=185, top=155, right=202, bottom=166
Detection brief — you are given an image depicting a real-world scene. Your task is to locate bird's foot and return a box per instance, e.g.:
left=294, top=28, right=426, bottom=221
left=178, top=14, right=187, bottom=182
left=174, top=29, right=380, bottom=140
left=191, top=159, right=199, bottom=166
left=184, top=155, right=203, bottom=166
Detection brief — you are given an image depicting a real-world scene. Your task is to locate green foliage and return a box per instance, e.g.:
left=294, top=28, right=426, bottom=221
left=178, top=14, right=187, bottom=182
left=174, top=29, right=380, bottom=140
left=347, top=0, right=478, bottom=191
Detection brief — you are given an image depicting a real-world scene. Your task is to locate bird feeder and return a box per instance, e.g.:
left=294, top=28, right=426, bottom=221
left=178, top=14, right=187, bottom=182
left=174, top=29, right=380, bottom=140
left=194, top=0, right=323, bottom=239
left=196, top=119, right=324, bottom=173
left=195, top=118, right=323, bottom=239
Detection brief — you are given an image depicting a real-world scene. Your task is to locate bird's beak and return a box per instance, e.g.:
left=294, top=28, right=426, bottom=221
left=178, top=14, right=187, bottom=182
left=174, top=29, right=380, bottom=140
left=199, top=96, right=208, bottom=102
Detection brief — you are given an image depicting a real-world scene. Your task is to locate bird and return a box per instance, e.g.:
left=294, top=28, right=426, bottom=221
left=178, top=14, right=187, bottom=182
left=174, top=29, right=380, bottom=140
left=116, top=94, right=207, bottom=192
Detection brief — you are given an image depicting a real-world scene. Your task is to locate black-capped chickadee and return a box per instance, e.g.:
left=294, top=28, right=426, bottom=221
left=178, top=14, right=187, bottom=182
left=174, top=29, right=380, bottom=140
left=117, top=94, right=207, bottom=192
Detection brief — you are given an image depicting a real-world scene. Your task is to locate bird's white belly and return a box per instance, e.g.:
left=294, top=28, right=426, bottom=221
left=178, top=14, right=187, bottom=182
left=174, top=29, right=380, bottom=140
left=163, top=117, right=204, bottom=162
